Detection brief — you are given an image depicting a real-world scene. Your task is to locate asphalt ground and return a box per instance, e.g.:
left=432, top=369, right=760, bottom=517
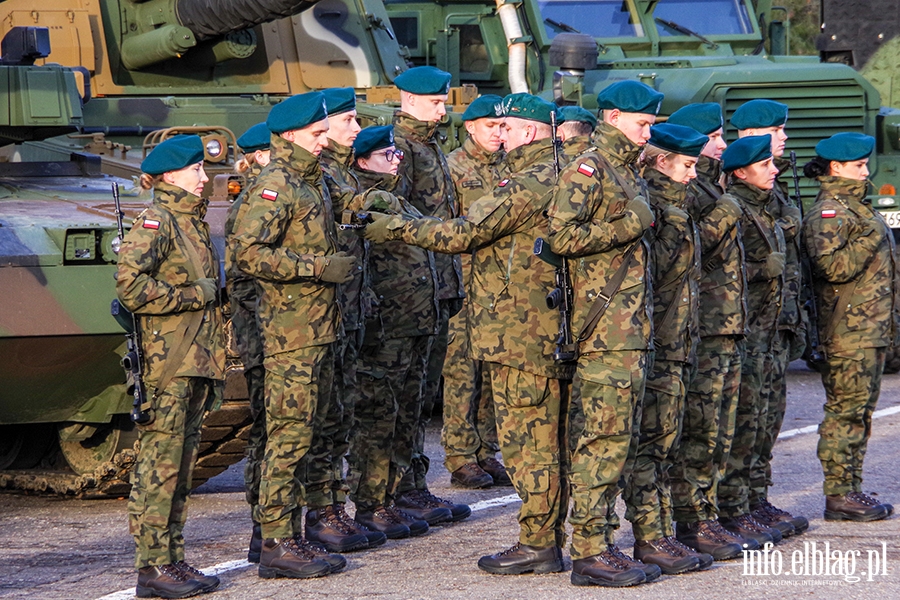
left=2, top=361, right=899, bottom=599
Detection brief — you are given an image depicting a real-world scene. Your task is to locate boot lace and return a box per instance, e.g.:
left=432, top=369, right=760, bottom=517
left=321, top=506, right=358, bottom=535
left=158, top=563, right=190, bottom=582
left=173, top=561, right=205, bottom=578
left=848, top=491, right=882, bottom=507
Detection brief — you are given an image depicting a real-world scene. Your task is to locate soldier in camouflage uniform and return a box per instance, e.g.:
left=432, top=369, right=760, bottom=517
left=715, top=135, right=787, bottom=547
left=224, top=122, right=271, bottom=564
left=623, top=123, right=711, bottom=575
left=733, top=100, right=809, bottom=535
left=232, top=93, right=356, bottom=580
left=443, top=95, right=508, bottom=489
left=391, top=66, right=470, bottom=522
left=802, top=132, right=896, bottom=522
left=347, top=125, right=443, bottom=539
left=116, top=135, right=225, bottom=598
left=365, top=93, right=573, bottom=577
left=546, top=81, right=659, bottom=588
left=665, top=104, right=752, bottom=561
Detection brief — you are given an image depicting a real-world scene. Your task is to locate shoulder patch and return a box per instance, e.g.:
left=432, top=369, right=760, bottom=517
left=577, top=163, right=595, bottom=177
left=142, top=219, right=160, bottom=230
left=821, top=209, right=837, bottom=218
left=498, top=179, right=510, bottom=188
left=261, top=188, right=279, bottom=201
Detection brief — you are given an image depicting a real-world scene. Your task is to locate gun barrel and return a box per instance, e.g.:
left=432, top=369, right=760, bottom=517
left=176, top=0, right=321, bottom=41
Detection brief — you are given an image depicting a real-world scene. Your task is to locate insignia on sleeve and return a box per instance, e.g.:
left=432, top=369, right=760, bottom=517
left=142, top=219, right=160, bottom=230
left=821, top=209, right=837, bottom=218
left=498, top=179, right=510, bottom=187
left=261, top=188, right=279, bottom=201
left=577, top=163, right=595, bottom=177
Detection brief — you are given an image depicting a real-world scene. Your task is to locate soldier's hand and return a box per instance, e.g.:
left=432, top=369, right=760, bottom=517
left=362, top=190, right=403, bottom=214
left=764, top=252, right=786, bottom=278
left=626, top=196, right=655, bottom=230
left=318, top=252, right=358, bottom=284
left=194, top=277, right=219, bottom=305
left=363, top=212, right=400, bottom=244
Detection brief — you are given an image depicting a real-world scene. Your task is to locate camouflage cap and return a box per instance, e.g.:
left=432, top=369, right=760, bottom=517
left=815, top=132, right=875, bottom=162
left=236, top=122, right=271, bottom=153
left=667, top=102, right=723, bottom=135
left=462, top=94, right=504, bottom=121
left=731, top=99, right=788, bottom=130
left=141, top=134, right=204, bottom=175
left=596, top=80, right=663, bottom=115
left=353, top=125, right=394, bottom=157
left=323, top=87, right=357, bottom=116
left=649, top=123, right=709, bottom=158
left=267, top=92, right=327, bottom=134
left=502, top=93, right=557, bottom=125
left=395, top=66, right=452, bottom=95
left=722, top=134, right=772, bottom=172
left=558, top=106, right=598, bottom=129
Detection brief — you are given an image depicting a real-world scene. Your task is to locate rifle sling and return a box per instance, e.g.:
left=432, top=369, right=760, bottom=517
left=577, top=241, right=641, bottom=345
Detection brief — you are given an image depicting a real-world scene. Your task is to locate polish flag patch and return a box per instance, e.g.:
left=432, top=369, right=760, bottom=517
left=577, top=163, right=595, bottom=177
left=821, top=209, right=837, bottom=218
left=261, top=188, right=279, bottom=201
left=142, top=219, right=160, bottom=230
left=498, top=179, right=510, bottom=187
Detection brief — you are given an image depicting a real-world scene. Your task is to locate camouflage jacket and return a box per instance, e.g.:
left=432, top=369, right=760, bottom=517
left=560, top=136, right=593, bottom=167
left=769, top=159, right=806, bottom=334
left=224, top=164, right=264, bottom=370
left=546, top=121, right=653, bottom=354
left=644, top=169, right=700, bottom=363
left=685, top=156, right=747, bottom=338
left=729, top=178, right=785, bottom=347
left=233, top=134, right=341, bottom=355
left=391, top=137, right=573, bottom=380
left=802, top=176, right=898, bottom=351
left=116, top=182, right=225, bottom=383
left=321, top=140, right=370, bottom=332
left=392, top=111, right=465, bottom=301
left=354, top=167, right=439, bottom=340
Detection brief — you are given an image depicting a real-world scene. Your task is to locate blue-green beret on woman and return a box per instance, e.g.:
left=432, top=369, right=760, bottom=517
left=667, top=103, right=723, bottom=135
left=815, top=132, right=875, bottom=162
left=141, top=135, right=205, bottom=175
left=722, top=134, right=772, bottom=172
left=237, top=122, right=271, bottom=154
left=353, top=125, right=395, bottom=157
left=648, top=123, right=709, bottom=158
left=597, top=80, right=664, bottom=115
left=267, top=92, right=328, bottom=134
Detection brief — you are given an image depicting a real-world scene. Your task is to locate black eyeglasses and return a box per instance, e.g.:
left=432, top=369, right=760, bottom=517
left=383, top=149, right=404, bottom=161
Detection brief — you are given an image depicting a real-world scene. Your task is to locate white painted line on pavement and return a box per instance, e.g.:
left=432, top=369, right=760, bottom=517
left=470, top=493, right=521, bottom=512
left=778, top=403, right=900, bottom=440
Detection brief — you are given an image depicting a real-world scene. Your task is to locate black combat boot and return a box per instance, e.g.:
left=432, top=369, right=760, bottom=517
left=450, top=463, right=494, bottom=489
left=663, top=536, right=714, bottom=570
left=292, top=535, right=347, bottom=573
left=720, top=514, right=781, bottom=545
left=752, top=499, right=808, bottom=535
left=479, top=457, right=513, bottom=487
left=570, top=547, right=646, bottom=588
left=384, top=503, right=430, bottom=536
left=247, top=522, right=262, bottom=563
left=825, top=492, right=890, bottom=522
left=354, top=506, right=411, bottom=539
left=633, top=538, right=700, bottom=575
left=305, top=505, right=369, bottom=552
left=136, top=564, right=205, bottom=599
left=393, top=490, right=453, bottom=524
left=605, top=545, right=661, bottom=581
left=258, top=537, right=332, bottom=579
left=477, top=542, right=564, bottom=575
left=332, top=503, right=387, bottom=547
left=675, top=519, right=746, bottom=560
left=398, top=488, right=471, bottom=522
left=172, top=561, right=220, bottom=592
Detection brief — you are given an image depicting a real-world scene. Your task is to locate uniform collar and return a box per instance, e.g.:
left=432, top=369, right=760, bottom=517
left=154, top=181, right=207, bottom=217
left=503, top=137, right=554, bottom=173
left=643, top=168, right=687, bottom=209
left=592, top=121, right=643, bottom=167
left=728, top=177, right=772, bottom=207
left=696, top=154, right=722, bottom=182
left=817, top=175, right=870, bottom=204
left=462, top=135, right=504, bottom=166
left=270, top=134, right=322, bottom=182
left=354, top=166, right=399, bottom=192
left=562, top=136, right=593, bottom=158
left=321, top=138, right=355, bottom=167
left=393, top=111, right=439, bottom=142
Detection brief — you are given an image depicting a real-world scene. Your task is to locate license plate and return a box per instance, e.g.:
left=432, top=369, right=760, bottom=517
left=878, top=209, right=900, bottom=229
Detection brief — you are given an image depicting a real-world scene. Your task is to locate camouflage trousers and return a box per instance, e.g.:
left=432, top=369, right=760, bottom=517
left=301, top=331, right=361, bottom=509
left=623, top=358, right=687, bottom=541
left=441, top=301, right=499, bottom=473
left=129, top=376, right=214, bottom=568
left=670, top=336, right=742, bottom=523
left=255, top=344, right=334, bottom=539
left=750, top=329, right=790, bottom=506
left=402, top=300, right=453, bottom=494
left=569, top=351, right=648, bottom=559
left=818, top=347, right=885, bottom=496
left=348, top=334, right=431, bottom=511
left=242, top=365, right=266, bottom=511
left=486, top=362, right=568, bottom=549
left=719, top=340, right=769, bottom=517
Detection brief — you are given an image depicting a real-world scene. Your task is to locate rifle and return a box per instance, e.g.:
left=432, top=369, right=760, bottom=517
left=790, top=151, right=826, bottom=364
left=109, top=182, right=153, bottom=425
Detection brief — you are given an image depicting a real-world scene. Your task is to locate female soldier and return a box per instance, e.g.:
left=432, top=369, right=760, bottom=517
left=623, top=123, right=712, bottom=574
left=116, top=135, right=225, bottom=598
left=802, top=132, right=896, bottom=522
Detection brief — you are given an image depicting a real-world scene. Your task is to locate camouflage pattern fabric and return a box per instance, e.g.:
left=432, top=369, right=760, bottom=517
left=487, top=362, right=569, bottom=548
left=750, top=329, right=789, bottom=506
left=772, top=160, right=808, bottom=354
left=128, top=377, right=214, bottom=568
left=241, top=365, right=266, bottom=509
left=803, top=176, right=898, bottom=495
left=442, top=136, right=503, bottom=473
left=255, top=344, right=334, bottom=538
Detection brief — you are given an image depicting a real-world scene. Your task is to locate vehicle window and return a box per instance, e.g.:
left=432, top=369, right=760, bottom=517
left=653, top=0, right=753, bottom=36
left=539, top=0, right=644, bottom=39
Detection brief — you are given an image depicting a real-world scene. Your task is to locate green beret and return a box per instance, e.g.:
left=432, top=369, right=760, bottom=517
left=816, top=132, right=875, bottom=162
left=141, top=135, right=204, bottom=176
left=649, top=123, right=708, bottom=158
left=322, top=87, right=356, bottom=116
left=596, top=80, right=663, bottom=115
left=353, top=125, right=394, bottom=157
left=395, top=66, right=452, bottom=95
left=731, top=99, right=788, bottom=130
left=267, top=92, right=327, bottom=134
left=666, top=102, right=723, bottom=135
left=558, top=106, right=597, bottom=129
left=462, top=95, right=504, bottom=121
left=502, top=93, right=557, bottom=125
left=722, top=134, right=772, bottom=172
left=237, top=122, right=271, bottom=153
